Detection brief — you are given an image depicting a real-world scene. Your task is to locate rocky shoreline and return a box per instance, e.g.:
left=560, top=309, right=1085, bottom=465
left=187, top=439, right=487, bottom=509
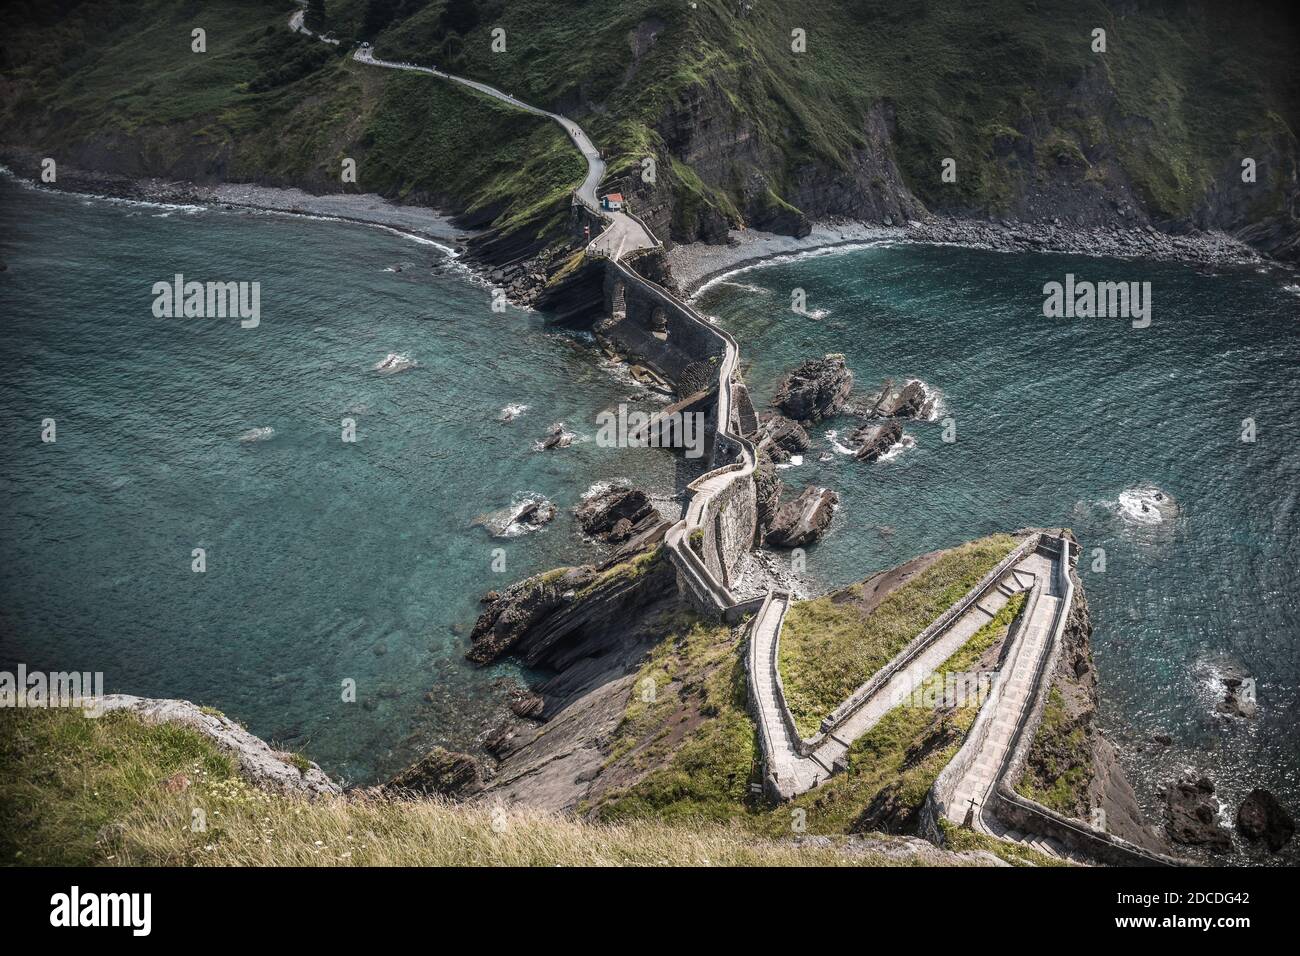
left=0, top=154, right=570, bottom=308
left=669, top=214, right=1280, bottom=299
left=9, top=153, right=1288, bottom=320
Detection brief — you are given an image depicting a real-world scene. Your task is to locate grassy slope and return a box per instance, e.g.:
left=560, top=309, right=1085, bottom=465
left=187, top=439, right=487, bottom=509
left=0, top=706, right=964, bottom=866
left=592, top=592, right=1055, bottom=865
left=1, top=0, right=582, bottom=240
left=1015, top=686, right=1093, bottom=815
left=371, top=0, right=1298, bottom=225
left=778, top=534, right=1018, bottom=738
left=7, top=1, right=1294, bottom=243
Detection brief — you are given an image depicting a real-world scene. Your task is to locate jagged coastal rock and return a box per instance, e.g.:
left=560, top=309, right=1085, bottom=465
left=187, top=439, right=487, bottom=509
left=1160, top=774, right=1234, bottom=851
left=575, top=484, right=656, bottom=542
left=1216, top=672, right=1259, bottom=719
left=771, top=354, right=853, bottom=423
left=94, top=695, right=340, bottom=797
left=765, top=485, right=839, bottom=547
left=756, top=412, right=812, bottom=463
left=753, top=448, right=783, bottom=532
left=852, top=421, right=902, bottom=462
left=468, top=567, right=598, bottom=665
left=869, top=378, right=933, bottom=419
left=1236, top=788, right=1296, bottom=852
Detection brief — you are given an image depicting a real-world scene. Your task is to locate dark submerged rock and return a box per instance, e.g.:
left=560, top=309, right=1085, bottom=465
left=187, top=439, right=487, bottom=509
left=1236, top=788, right=1295, bottom=852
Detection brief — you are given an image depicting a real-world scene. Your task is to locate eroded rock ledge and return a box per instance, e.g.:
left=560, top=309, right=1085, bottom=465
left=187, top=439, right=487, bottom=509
left=95, top=695, right=340, bottom=798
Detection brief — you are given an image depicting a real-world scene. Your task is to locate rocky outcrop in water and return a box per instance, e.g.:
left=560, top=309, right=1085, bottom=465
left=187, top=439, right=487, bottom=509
left=575, top=484, right=656, bottom=541
left=852, top=421, right=902, bottom=462
left=1236, top=788, right=1295, bottom=852
left=765, top=485, right=838, bottom=548
left=869, top=379, right=932, bottom=419
left=1160, top=774, right=1233, bottom=852
left=1216, top=671, right=1259, bottom=719
left=756, top=412, right=811, bottom=462
left=771, top=354, right=853, bottom=424
left=537, top=423, right=574, bottom=450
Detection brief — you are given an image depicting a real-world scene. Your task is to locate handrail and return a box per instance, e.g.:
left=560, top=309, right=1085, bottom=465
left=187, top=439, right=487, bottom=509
left=744, top=590, right=781, bottom=792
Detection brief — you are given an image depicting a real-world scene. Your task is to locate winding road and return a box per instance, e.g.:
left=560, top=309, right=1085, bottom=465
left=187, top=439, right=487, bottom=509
left=291, top=7, right=655, bottom=260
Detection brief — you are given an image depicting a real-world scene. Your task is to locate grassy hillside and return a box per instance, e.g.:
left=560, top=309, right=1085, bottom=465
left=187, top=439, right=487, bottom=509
left=5, top=0, right=1296, bottom=251
left=363, top=0, right=1299, bottom=236
left=0, top=706, right=967, bottom=866
left=1, top=0, right=583, bottom=244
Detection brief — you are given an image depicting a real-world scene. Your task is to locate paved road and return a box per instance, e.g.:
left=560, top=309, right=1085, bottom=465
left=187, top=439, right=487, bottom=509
left=292, top=7, right=654, bottom=260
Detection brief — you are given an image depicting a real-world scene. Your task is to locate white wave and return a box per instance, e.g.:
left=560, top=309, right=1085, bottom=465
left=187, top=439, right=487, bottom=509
left=1112, top=485, right=1177, bottom=525
left=823, top=428, right=857, bottom=456
left=719, top=280, right=770, bottom=294
left=239, top=426, right=275, bottom=443
left=806, top=308, right=831, bottom=320
left=533, top=422, right=577, bottom=451
left=877, top=434, right=916, bottom=462
left=581, top=479, right=630, bottom=500
left=776, top=454, right=804, bottom=470
left=1283, top=283, right=1300, bottom=297
left=498, top=402, right=529, bottom=422
left=373, top=352, right=416, bottom=375
left=477, top=493, right=556, bottom=537
left=690, top=240, right=893, bottom=301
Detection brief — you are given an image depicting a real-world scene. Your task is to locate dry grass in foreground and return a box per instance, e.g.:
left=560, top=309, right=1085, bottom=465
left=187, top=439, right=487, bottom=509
left=0, top=706, right=960, bottom=867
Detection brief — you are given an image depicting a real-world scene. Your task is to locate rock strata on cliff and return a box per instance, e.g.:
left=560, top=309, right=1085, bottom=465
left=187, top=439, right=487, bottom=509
left=575, top=483, right=657, bottom=541
left=388, top=746, right=484, bottom=799
left=770, top=354, right=853, bottom=424
left=755, top=412, right=811, bottom=463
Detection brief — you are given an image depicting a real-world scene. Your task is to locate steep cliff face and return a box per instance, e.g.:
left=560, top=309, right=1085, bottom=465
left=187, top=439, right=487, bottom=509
left=1015, top=570, right=1171, bottom=855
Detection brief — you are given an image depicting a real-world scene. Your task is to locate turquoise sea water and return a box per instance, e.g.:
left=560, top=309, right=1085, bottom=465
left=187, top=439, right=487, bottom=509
left=696, top=243, right=1300, bottom=839
left=0, top=180, right=680, bottom=784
